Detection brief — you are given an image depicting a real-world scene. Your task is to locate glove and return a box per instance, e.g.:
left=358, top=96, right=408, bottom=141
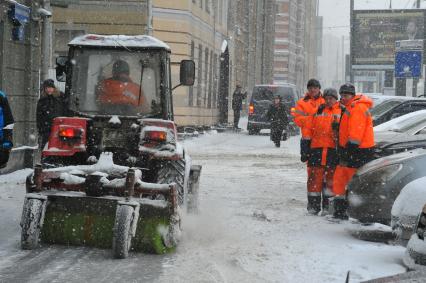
left=317, top=104, right=326, bottom=115
left=346, top=142, right=359, bottom=151
left=300, top=139, right=311, bottom=163
left=2, top=141, right=12, bottom=150
left=331, top=121, right=339, bottom=131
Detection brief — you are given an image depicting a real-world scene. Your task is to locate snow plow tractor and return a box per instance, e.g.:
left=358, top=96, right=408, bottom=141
left=21, top=34, right=201, bottom=258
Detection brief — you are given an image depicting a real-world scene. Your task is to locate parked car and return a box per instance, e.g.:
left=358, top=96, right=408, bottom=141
left=371, top=96, right=426, bottom=126
left=247, top=84, right=300, bottom=135
left=347, top=149, right=426, bottom=225
left=374, top=110, right=426, bottom=157
left=391, top=176, right=426, bottom=245
left=404, top=202, right=426, bottom=268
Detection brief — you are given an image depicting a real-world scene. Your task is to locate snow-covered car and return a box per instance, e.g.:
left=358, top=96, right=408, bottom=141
left=347, top=149, right=426, bottom=226
left=404, top=204, right=426, bottom=268
left=391, top=176, right=426, bottom=245
left=374, top=110, right=426, bottom=158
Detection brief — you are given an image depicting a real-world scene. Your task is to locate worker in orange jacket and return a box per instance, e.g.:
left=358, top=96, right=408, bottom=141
left=332, top=83, right=375, bottom=220
left=305, top=88, right=342, bottom=215
left=96, top=60, right=146, bottom=107
left=291, top=79, right=325, bottom=163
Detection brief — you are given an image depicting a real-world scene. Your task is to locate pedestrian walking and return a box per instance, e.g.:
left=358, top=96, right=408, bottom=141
left=0, top=90, right=14, bottom=169
left=36, top=79, right=67, bottom=150
left=305, top=88, right=342, bottom=215
left=232, top=84, right=247, bottom=129
left=266, top=95, right=289, bottom=147
left=332, top=83, right=375, bottom=220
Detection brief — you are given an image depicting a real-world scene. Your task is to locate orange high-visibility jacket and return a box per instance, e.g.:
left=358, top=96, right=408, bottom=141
left=339, top=94, right=374, bottom=148
left=97, top=78, right=144, bottom=106
left=306, top=102, right=342, bottom=149
left=291, top=94, right=325, bottom=139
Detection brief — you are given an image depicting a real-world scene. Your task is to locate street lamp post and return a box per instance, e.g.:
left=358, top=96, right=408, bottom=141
left=40, top=0, right=52, bottom=81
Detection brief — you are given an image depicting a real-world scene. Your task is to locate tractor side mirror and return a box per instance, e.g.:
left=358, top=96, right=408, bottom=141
left=56, top=56, right=68, bottom=82
left=180, top=60, right=195, bottom=86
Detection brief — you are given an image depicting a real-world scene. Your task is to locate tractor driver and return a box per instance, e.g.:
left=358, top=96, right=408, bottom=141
left=96, top=60, right=146, bottom=112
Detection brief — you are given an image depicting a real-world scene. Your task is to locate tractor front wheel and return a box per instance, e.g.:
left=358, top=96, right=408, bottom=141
left=112, top=205, right=135, bottom=259
left=21, top=198, right=44, bottom=250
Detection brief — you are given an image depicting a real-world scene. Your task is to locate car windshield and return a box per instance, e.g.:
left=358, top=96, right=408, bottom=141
left=252, top=86, right=295, bottom=105
left=370, top=99, right=404, bottom=117
left=70, top=48, right=164, bottom=116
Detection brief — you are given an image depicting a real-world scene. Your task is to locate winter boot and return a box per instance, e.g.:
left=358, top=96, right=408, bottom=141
left=274, top=140, right=281, bottom=148
left=320, top=196, right=331, bottom=216
left=333, top=198, right=349, bottom=220
left=307, top=196, right=321, bottom=215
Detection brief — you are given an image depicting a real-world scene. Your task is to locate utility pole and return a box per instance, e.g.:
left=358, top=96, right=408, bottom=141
left=146, top=0, right=153, bottom=36
left=41, top=0, right=52, bottom=81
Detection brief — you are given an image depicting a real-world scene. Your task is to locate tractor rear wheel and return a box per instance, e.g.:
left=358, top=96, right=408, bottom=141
left=157, top=160, right=186, bottom=205
left=112, top=205, right=134, bottom=259
left=21, top=198, right=44, bottom=250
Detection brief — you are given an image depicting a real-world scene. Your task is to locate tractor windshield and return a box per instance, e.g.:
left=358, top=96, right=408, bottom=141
left=69, top=48, right=165, bottom=116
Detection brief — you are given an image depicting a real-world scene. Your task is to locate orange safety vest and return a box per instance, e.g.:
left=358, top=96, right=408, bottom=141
left=307, top=102, right=342, bottom=149
left=291, top=94, right=325, bottom=139
left=339, top=94, right=374, bottom=148
left=97, top=78, right=144, bottom=106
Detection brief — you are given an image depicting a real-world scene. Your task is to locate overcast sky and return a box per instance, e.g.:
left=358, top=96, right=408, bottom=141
left=319, top=0, right=426, bottom=37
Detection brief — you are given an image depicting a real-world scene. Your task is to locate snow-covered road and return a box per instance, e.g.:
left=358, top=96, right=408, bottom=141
left=0, top=130, right=407, bottom=282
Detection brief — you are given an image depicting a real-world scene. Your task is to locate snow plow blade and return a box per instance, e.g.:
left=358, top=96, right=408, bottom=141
left=22, top=161, right=180, bottom=257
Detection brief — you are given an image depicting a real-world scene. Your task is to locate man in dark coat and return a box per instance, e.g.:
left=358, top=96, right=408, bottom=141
left=0, top=90, right=14, bottom=168
left=266, top=95, right=289, bottom=147
left=232, top=84, right=247, bottom=129
left=36, top=79, right=66, bottom=149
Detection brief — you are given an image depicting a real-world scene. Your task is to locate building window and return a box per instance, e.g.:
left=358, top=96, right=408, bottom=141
left=197, top=44, right=203, bottom=107
left=206, top=0, right=210, bottom=14
left=204, top=47, right=209, bottom=107
left=54, top=29, right=85, bottom=57
left=212, top=53, right=218, bottom=108
left=189, top=41, right=195, bottom=106
left=200, top=0, right=203, bottom=9
left=208, top=50, right=213, bottom=108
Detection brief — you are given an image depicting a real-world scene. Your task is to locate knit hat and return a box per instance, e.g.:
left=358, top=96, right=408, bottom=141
left=323, top=88, right=338, bottom=100
left=42, top=79, right=55, bottom=89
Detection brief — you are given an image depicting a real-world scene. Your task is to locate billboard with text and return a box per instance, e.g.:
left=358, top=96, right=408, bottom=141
left=352, top=9, right=426, bottom=65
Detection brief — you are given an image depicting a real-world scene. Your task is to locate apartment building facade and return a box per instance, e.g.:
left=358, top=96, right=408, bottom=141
left=273, top=0, right=318, bottom=93
left=48, top=0, right=275, bottom=126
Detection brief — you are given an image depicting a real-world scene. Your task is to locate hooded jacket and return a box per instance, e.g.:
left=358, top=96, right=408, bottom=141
left=291, top=93, right=325, bottom=139
left=339, top=94, right=375, bottom=168
left=339, top=94, right=374, bottom=149
left=306, top=102, right=342, bottom=167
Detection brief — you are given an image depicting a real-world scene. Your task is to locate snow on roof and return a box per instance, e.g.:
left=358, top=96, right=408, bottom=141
left=69, top=34, right=171, bottom=50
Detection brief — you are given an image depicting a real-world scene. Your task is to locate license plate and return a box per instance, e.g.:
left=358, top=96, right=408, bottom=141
left=102, top=129, right=127, bottom=148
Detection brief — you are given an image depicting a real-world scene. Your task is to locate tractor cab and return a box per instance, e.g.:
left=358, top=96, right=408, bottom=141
left=57, top=34, right=194, bottom=119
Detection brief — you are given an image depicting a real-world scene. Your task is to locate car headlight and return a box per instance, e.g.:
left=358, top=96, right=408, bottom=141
left=360, top=163, right=403, bottom=184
